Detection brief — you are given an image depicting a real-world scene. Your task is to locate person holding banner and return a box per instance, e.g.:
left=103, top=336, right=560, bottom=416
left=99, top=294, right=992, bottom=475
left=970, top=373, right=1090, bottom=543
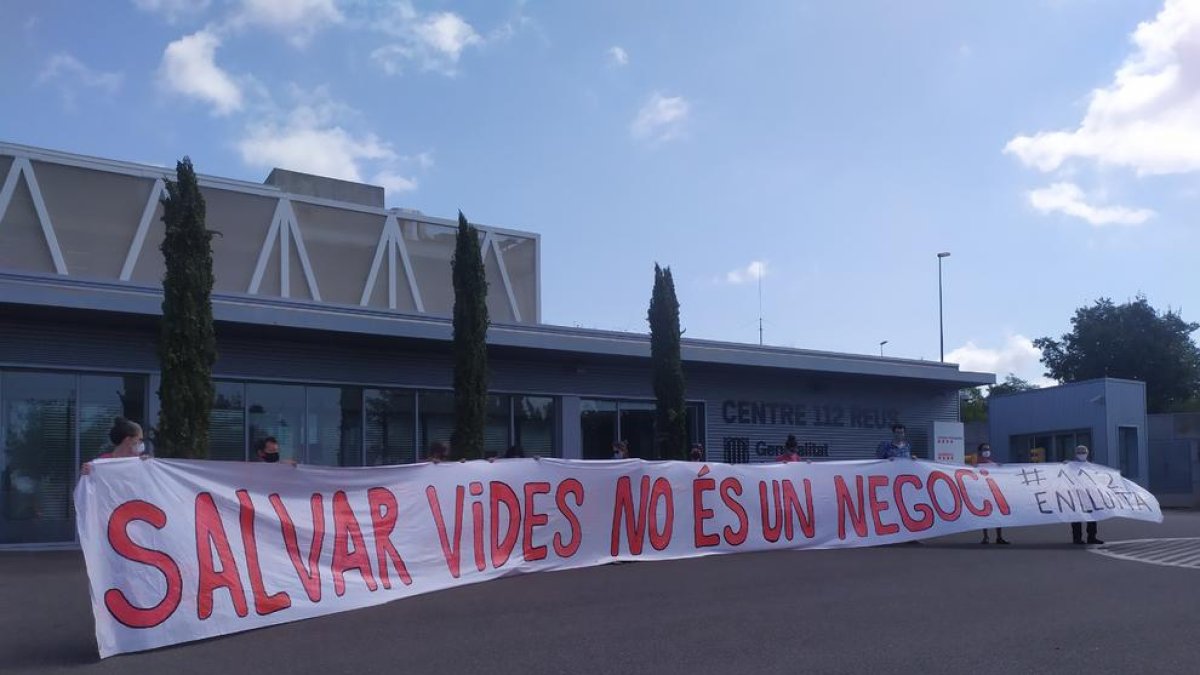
left=876, top=423, right=913, bottom=459
left=975, top=443, right=1010, bottom=545
left=779, top=434, right=803, bottom=463
left=1071, top=445, right=1104, bottom=545
left=81, top=417, right=146, bottom=475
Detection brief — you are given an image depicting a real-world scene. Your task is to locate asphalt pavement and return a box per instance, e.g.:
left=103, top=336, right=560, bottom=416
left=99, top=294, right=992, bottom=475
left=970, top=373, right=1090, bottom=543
left=2, top=512, right=1198, bottom=674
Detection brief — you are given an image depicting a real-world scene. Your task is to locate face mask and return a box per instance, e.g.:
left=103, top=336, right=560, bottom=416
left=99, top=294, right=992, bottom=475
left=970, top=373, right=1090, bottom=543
left=135, top=441, right=146, bottom=455
left=263, top=452, right=280, bottom=463
left=1075, top=453, right=1088, bottom=461
left=981, top=450, right=991, bottom=458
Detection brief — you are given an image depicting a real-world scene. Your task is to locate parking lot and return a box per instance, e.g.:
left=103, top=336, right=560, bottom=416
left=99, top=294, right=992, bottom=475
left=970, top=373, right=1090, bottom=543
left=3, top=512, right=1198, bottom=674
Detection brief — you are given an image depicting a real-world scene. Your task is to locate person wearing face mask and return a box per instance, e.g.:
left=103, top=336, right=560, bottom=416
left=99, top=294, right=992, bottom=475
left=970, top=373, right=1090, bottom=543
left=876, top=423, right=913, bottom=459
left=975, top=443, right=1010, bottom=545
left=81, top=417, right=148, bottom=475
left=1070, top=445, right=1104, bottom=545
left=256, top=436, right=298, bottom=466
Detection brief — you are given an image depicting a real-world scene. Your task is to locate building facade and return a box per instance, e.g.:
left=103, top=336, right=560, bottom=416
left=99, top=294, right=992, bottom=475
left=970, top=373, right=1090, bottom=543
left=988, top=378, right=1149, bottom=482
left=1148, top=412, right=1200, bottom=508
left=0, top=142, right=992, bottom=547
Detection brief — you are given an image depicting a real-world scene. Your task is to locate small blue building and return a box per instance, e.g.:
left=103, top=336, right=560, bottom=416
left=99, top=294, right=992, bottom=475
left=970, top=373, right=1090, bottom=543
left=988, top=378, right=1148, bottom=484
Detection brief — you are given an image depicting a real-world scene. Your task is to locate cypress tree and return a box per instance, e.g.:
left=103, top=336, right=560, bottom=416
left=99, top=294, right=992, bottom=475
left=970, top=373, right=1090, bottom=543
left=157, top=157, right=216, bottom=459
left=451, top=211, right=489, bottom=460
left=648, top=263, right=687, bottom=460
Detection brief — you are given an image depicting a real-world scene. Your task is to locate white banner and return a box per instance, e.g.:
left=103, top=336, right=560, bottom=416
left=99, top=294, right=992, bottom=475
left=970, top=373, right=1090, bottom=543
left=75, top=457, right=1160, bottom=658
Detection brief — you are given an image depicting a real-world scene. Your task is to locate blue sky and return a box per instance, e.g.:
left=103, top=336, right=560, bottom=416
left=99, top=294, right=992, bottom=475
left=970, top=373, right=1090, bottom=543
left=2, top=0, right=1197, bottom=386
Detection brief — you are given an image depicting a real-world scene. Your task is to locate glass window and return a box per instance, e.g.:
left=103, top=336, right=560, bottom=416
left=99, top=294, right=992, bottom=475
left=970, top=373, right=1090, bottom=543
left=247, top=383, right=305, bottom=463
left=515, top=396, right=555, bottom=458
left=210, top=382, right=246, bottom=461
left=1, top=372, right=76, bottom=545
left=366, top=389, right=415, bottom=465
left=686, top=402, right=705, bottom=455
left=1054, top=434, right=1075, bottom=462
left=580, top=399, right=617, bottom=460
left=418, top=390, right=455, bottom=459
left=618, top=401, right=656, bottom=459
left=80, top=375, right=146, bottom=463
left=307, top=386, right=363, bottom=467
left=485, top=395, right=511, bottom=458
left=1076, top=431, right=1092, bottom=452
left=1119, top=427, right=1139, bottom=476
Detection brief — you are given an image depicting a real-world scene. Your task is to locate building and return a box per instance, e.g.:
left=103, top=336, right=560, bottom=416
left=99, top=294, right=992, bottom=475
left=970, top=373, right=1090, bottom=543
left=1148, top=412, right=1200, bottom=508
left=988, top=378, right=1148, bottom=482
left=0, top=142, right=993, bottom=547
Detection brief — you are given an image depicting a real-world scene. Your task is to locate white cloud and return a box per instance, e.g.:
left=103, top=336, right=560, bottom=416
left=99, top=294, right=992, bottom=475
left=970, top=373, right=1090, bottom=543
left=608, top=46, right=629, bottom=66
left=631, top=92, right=689, bottom=143
left=38, top=53, right=123, bottom=108
left=1028, top=182, right=1154, bottom=225
left=239, top=102, right=394, bottom=182
left=371, top=3, right=482, bottom=76
left=946, top=335, right=1055, bottom=387
left=158, top=29, right=243, bottom=115
left=230, top=0, right=343, bottom=46
left=1004, top=0, right=1200, bottom=176
left=133, top=0, right=211, bottom=23
left=725, top=260, right=768, bottom=285
left=373, top=170, right=418, bottom=194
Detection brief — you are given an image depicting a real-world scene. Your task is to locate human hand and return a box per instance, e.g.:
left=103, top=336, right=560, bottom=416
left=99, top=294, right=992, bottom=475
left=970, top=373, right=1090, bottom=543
left=81, top=462, right=92, bottom=476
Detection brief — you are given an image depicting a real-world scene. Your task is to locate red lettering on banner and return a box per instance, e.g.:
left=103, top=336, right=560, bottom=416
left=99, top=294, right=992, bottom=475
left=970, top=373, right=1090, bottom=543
left=834, top=475, right=868, bottom=539
left=490, top=481, right=521, bottom=568
left=692, top=475, right=719, bottom=548
left=270, top=493, right=325, bottom=603
left=522, top=482, right=551, bottom=562
left=195, top=492, right=249, bottom=620
left=236, top=490, right=291, bottom=615
left=611, top=476, right=650, bottom=556
left=332, top=491, right=379, bottom=596
left=720, top=478, right=749, bottom=546
left=954, top=469, right=993, bottom=517
left=367, top=487, right=412, bottom=589
left=893, top=475, right=934, bottom=532
left=470, top=482, right=485, bottom=572
left=103, top=500, right=183, bottom=629
left=648, top=477, right=674, bottom=551
left=780, top=479, right=815, bottom=541
left=926, top=471, right=963, bottom=522
left=759, top=481, right=783, bottom=543
left=426, top=485, right=465, bottom=578
left=553, top=479, right=584, bottom=558
left=867, top=476, right=900, bottom=536
left=979, top=470, right=1013, bottom=515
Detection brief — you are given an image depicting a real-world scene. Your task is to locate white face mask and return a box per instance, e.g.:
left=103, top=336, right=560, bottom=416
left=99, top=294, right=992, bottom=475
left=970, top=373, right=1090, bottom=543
left=135, top=441, right=146, bottom=455
left=981, top=450, right=991, bottom=458
left=1075, top=452, right=1088, bottom=461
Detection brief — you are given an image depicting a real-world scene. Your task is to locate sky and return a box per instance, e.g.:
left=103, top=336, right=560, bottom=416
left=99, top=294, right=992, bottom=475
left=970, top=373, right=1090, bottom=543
left=2, top=0, right=1197, bottom=387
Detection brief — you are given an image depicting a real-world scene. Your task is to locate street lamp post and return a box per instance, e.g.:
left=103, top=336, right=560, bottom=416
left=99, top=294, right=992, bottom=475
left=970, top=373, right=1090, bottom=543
left=879, top=340, right=888, bottom=357
left=937, top=252, right=951, bottom=362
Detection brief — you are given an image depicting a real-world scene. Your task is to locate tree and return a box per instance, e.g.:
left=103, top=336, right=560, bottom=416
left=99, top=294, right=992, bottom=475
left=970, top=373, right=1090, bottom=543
left=157, top=157, right=216, bottom=459
left=990, top=374, right=1036, bottom=398
left=960, top=375, right=1037, bottom=422
left=1034, top=296, right=1200, bottom=413
left=451, top=211, right=489, bottom=460
left=648, top=263, right=687, bottom=460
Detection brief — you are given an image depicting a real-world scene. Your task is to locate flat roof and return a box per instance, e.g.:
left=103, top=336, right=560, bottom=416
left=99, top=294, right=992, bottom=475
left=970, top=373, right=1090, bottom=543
left=0, top=270, right=994, bottom=387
